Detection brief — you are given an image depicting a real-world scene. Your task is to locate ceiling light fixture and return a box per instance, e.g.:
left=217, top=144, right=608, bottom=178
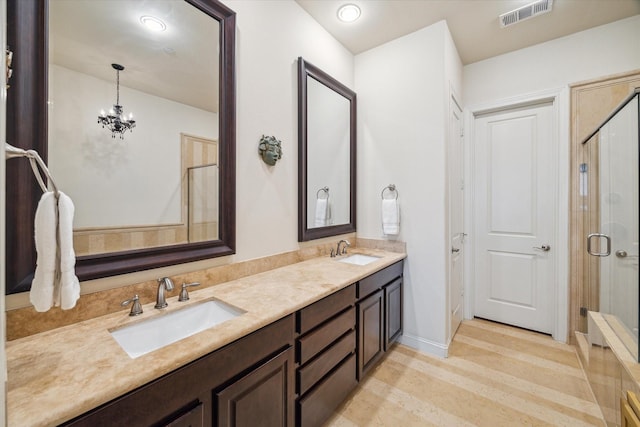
left=98, top=64, right=136, bottom=139
left=337, top=4, right=361, bottom=23
left=140, top=15, right=166, bottom=32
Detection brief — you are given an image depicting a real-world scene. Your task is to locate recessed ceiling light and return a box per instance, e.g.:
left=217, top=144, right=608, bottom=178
left=337, top=4, right=361, bottom=23
left=140, top=15, right=166, bottom=32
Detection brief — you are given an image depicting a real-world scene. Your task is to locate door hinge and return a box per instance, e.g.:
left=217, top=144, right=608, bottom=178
left=580, top=307, right=588, bottom=317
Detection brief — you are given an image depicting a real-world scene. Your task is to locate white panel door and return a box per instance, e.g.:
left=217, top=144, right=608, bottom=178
left=449, top=98, right=464, bottom=338
left=474, top=102, right=555, bottom=334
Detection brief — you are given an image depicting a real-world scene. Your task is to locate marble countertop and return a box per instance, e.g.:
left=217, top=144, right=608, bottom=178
left=7, top=249, right=405, bottom=427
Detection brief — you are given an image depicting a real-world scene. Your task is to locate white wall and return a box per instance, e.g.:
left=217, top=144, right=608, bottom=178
left=464, top=15, right=640, bottom=106
left=49, top=65, right=217, bottom=228
left=355, top=21, right=461, bottom=356
left=225, top=0, right=354, bottom=260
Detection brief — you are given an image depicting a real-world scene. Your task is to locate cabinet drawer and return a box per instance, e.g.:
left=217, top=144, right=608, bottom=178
left=297, top=308, right=355, bottom=365
left=297, top=284, right=355, bottom=334
left=298, top=329, right=355, bottom=396
left=297, top=354, right=357, bottom=427
left=357, top=261, right=403, bottom=298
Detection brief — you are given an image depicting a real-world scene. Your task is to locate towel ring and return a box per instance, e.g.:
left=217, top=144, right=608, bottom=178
left=316, top=186, right=329, bottom=199
left=381, top=184, right=398, bottom=200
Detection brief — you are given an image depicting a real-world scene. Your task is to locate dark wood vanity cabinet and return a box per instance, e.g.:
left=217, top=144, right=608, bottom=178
left=61, top=315, right=295, bottom=427
left=58, top=260, right=403, bottom=427
left=295, top=284, right=357, bottom=427
left=356, top=261, right=404, bottom=379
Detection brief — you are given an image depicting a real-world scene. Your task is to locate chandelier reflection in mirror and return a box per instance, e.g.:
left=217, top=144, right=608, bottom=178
left=97, top=63, right=136, bottom=139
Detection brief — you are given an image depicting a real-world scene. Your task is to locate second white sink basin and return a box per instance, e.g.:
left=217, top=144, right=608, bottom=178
left=110, top=300, right=245, bottom=359
left=337, top=254, right=381, bottom=266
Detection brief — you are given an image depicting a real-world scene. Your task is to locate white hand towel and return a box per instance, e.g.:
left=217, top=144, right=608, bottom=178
left=314, top=197, right=330, bottom=227
left=57, top=191, right=80, bottom=310
left=382, top=198, right=400, bottom=235
left=30, top=192, right=57, bottom=312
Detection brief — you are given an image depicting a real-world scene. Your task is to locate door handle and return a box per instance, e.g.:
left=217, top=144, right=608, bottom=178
left=533, top=244, right=551, bottom=252
left=587, top=233, right=611, bottom=257
left=451, top=247, right=460, bottom=253
left=616, top=250, right=639, bottom=259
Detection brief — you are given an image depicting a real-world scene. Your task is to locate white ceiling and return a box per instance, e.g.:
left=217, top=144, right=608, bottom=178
left=50, top=0, right=219, bottom=113
left=295, top=0, right=640, bottom=64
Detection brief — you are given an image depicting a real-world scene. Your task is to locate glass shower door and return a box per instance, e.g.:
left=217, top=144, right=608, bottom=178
left=586, top=92, right=639, bottom=359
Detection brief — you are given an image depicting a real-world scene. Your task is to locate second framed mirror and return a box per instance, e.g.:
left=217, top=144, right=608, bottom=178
left=297, top=57, right=356, bottom=241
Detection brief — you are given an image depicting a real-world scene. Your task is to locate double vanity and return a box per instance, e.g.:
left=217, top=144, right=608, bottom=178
left=5, top=1, right=385, bottom=425
left=7, top=249, right=405, bottom=426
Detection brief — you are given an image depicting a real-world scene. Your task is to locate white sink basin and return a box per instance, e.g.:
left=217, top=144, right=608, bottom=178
left=110, top=300, right=245, bottom=359
left=337, top=254, right=381, bottom=266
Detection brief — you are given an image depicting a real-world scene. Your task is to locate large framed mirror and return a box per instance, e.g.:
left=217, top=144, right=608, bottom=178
left=5, top=0, right=236, bottom=294
left=298, top=57, right=356, bottom=241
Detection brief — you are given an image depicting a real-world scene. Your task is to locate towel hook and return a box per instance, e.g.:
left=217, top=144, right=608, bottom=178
left=5, top=142, right=60, bottom=196
left=316, top=186, right=329, bottom=199
left=381, top=184, right=398, bottom=200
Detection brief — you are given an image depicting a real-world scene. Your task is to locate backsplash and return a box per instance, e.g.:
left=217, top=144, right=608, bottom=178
left=6, top=237, right=405, bottom=340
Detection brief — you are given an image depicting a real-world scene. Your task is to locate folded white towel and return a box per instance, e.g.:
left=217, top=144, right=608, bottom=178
left=30, top=192, right=57, bottom=312
left=57, top=191, right=80, bottom=310
left=382, top=198, right=400, bottom=235
left=29, top=191, right=80, bottom=312
left=314, top=197, right=331, bottom=227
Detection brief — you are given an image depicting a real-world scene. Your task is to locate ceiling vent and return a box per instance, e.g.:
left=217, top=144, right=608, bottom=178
left=499, top=0, right=553, bottom=28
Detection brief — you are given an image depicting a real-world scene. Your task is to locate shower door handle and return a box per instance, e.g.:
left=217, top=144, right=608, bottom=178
left=587, top=233, right=611, bottom=257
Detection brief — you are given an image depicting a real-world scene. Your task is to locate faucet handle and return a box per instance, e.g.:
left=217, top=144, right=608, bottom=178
left=178, top=282, right=200, bottom=302
left=121, top=294, right=143, bottom=316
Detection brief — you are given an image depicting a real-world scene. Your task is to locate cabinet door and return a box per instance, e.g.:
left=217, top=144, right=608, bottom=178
left=216, top=347, right=294, bottom=427
left=384, top=278, right=403, bottom=350
left=357, top=290, right=384, bottom=380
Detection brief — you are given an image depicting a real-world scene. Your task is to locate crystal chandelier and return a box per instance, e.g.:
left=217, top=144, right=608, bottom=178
left=97, top=63, right=136, bottom=139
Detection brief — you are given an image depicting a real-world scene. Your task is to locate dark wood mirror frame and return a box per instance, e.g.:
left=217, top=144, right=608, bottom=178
left=298, top=57, right=357, bottom=241
left=5, top=0, right=236, bottom=294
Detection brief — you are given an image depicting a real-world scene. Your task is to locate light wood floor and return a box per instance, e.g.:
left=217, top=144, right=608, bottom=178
left=326, top=319, right=604, bottom=426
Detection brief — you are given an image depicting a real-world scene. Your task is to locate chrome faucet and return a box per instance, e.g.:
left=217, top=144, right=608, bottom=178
left=155, top=277, right=174, bottom=309
left=336, top=239, right=350, bottom=256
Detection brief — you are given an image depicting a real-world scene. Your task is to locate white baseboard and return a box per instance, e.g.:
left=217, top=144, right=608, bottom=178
left=399, top=333, right=449, bottom=358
